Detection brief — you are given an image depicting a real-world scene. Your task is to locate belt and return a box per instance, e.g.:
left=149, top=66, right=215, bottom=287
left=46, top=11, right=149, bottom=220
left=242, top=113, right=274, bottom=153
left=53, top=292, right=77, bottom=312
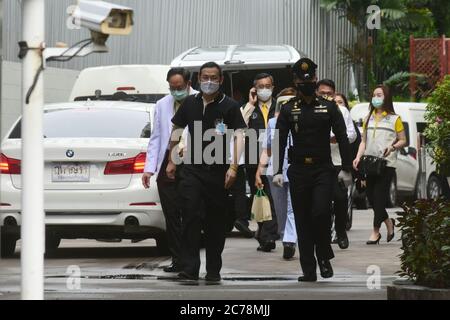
left=292, top=157, right=331, bottom=165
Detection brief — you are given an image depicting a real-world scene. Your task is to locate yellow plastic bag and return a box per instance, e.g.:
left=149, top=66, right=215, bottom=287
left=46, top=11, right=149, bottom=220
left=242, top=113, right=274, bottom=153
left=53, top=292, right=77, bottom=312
left=251, top=189, right=272, bottom=223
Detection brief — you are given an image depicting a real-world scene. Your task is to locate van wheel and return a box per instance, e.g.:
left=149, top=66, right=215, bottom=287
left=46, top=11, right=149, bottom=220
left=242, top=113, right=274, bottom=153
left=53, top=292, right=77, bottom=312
left=1, top=230, right=16, bottom=258
left=427, top=175, right=443, bottom=200
left=387, top=177, right=397, bottom=208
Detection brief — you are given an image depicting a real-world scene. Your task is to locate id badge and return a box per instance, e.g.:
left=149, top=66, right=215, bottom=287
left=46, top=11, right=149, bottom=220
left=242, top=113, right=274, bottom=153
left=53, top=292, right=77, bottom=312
left=215, top=119, right=227, bottom=136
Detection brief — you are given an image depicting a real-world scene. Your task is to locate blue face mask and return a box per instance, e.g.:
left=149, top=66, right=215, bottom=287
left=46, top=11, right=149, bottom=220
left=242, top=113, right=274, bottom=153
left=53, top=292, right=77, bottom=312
left=170, top=89, right=189, bottom=101
left=372, top=97, right=384, bottom=109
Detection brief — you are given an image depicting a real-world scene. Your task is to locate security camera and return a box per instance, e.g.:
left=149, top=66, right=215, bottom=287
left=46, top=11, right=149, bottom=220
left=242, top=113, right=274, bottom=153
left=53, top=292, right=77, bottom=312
left=71, top=0, right=134, bottom=39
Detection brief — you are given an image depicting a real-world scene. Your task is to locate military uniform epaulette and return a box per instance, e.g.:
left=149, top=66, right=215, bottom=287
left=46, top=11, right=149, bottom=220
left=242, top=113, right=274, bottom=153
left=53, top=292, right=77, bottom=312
left=318, top=95, right=334, bottom=102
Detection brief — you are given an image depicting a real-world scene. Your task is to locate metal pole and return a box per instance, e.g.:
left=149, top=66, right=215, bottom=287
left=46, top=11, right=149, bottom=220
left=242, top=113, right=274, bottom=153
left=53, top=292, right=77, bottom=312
left=21, top=0, right=45, bottom=300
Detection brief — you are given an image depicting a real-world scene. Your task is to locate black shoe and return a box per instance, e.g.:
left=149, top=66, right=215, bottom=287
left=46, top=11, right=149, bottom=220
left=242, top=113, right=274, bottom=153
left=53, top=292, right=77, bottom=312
left=177, top=271, right=199, bottom=281
left=234, top=220, right=254, bottom=238
left=318, top=260, right=334, bottom=279
left=163, top=263, right=182, bottom=273
left=298, top=274, right=317, bottom=282
left=337, top=234, right=349, bottom=250
left=205, top=273, right=221, bottom=282
left=387, top=218, right=396, bottom=243
left=257, top=240, right=276, bottom=252
left=366, top=234, right=382, bottom=245
left=282, top=243, right=296, bottom=260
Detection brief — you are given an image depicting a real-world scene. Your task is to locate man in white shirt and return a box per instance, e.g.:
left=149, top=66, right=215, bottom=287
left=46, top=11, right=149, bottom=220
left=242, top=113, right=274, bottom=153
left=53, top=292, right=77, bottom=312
left=317, top=79, right=357, bottom=250
left=142, top=68, right=198, bottom=273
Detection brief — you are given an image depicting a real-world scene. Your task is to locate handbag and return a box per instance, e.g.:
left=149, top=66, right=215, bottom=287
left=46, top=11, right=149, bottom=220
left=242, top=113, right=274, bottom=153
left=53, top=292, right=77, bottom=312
left=251, top=189, right=273, bottom=223
left=358, top=155, right=387, bottom=177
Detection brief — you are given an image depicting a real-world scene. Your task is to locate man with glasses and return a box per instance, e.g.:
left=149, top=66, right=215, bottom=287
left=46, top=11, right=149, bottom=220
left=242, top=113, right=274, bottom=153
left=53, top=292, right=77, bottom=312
left=166, top=62, right=246, bottom=282
left=142, top=68, right=197, bottom=273
left=316, top=79, right=357, bottom=250
left=239, top=73, right=279, bottom=252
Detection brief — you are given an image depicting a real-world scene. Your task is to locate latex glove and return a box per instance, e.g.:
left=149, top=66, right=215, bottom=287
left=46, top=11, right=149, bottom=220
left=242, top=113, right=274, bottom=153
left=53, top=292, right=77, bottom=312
left=272, top=174, right=284, bottom=188
left=338, top=170, right=353, bottom=188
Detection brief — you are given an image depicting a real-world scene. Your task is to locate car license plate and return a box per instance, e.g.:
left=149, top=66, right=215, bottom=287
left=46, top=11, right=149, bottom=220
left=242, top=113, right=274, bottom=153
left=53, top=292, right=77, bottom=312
left=52, top=163, right=90, bottom=182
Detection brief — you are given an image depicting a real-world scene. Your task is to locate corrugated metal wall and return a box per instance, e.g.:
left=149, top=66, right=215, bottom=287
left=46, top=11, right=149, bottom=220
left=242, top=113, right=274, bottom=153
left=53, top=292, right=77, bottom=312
left=3, top=0, right=356, bottom=93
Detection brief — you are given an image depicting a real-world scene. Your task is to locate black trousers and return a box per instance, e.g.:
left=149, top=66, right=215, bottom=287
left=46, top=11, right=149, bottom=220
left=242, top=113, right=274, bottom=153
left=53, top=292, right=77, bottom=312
left=157, top=153, right=183, bottom=266
left=246, top=166, right=279, bottom=243
left=288, top=164, right=335, bottom=275
left=230, top=165, right=250, bottom=223
left=366, top=167, right=395, bottom=228
left=177, top=165, right=228, bottom=277
left=332, top=167, right=348, bottom=238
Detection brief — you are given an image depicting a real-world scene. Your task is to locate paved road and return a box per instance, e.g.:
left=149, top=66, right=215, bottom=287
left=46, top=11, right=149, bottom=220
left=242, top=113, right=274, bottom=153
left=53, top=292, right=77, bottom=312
left=0, top=208, right=403, bottom=300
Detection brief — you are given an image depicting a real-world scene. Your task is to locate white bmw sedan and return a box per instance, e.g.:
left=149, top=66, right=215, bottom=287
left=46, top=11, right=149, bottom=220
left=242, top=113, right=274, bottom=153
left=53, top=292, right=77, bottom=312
left=0, top=100, right=166, bottom=257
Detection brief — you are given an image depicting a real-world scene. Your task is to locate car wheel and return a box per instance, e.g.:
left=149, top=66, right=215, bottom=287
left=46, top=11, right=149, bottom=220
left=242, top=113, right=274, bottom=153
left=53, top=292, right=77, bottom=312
left=1, top=229, right=17, bottom=258
left=155, top=235, right=170, bottom=256
left=387, top=177, right=397, bottom=208
left=427, top=175, right=443, bottom=200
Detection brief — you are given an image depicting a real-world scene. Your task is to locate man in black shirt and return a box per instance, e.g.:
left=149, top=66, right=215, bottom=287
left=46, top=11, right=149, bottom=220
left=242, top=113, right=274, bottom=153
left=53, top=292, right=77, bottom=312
left=275, top=58, right=352, bottom=282
left=166, top=62, right=246, bottom=282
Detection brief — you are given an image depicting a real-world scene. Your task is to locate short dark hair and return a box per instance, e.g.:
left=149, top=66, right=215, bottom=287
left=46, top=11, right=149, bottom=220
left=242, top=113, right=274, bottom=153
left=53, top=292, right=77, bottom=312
left=199, top=62, right=222, bottom=77
left=335, top=93, right=350, bottom=110
left=253, top=73, right=274, bottom=86
left=317, top=79, right=336, bottom=92
left=166, top=68, right=190, bottom=82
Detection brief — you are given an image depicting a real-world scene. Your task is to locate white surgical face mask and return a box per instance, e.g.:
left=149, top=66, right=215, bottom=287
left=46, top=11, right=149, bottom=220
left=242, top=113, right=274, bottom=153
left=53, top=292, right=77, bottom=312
left=257, top=88, right=273, bottom=102
left=200, top=81, right=220, bottom=95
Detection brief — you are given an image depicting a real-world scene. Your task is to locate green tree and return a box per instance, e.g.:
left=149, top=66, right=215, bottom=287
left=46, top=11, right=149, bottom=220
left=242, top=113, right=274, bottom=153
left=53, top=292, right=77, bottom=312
left=408, top=0, right=450, bottom=35
left=321, top=0, right=432, bottom=99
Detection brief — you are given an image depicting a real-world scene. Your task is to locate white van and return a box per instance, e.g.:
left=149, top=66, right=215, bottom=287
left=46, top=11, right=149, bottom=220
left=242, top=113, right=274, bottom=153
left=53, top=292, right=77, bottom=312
left=170, top=45, right=303, bottom=101
left=69, top=64, right=170, bottom=103
left=350, top=102, right=428, bottom=205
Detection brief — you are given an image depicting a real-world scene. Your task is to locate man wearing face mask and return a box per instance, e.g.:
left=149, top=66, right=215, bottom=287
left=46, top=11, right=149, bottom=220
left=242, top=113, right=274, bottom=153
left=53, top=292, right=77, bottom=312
left=241, top=73, right=279, bottom=252
left=275, top=58, right=352, bottom=282
left=166, top=62, right=246, bottom=282
left=316, top=79, right=357, bottom=250
left=142, top=68, right=197, bottom=273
